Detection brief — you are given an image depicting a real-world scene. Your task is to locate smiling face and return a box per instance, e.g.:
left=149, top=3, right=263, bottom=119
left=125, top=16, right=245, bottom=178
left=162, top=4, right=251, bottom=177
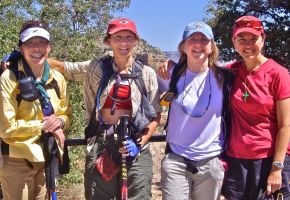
left=232, top=32, right=265, bottom=61
left=106, top=30, right=138, bottom=59
left=182, top=32, right=212, bottom=64
left=20, top=36, right=51, bottom=68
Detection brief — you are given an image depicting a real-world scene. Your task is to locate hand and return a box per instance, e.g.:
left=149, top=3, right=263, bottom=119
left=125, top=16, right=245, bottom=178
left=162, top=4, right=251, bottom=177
left=119, top=139, right=141, bottom=157
left=1, top=61, right=9, bottom=72
left=266, top=168, right=282, bottom=195
left=157, top=59, right=176, bottom=80
left=42, top=114, right=64, bottom=133
left=126, top=139, right=141, bottom=157
left=52, top=128, right=65, bottom=150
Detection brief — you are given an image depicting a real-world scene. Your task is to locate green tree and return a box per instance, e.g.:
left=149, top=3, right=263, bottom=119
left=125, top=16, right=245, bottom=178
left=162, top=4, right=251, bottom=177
left=205, top=0, right=290, bottom=68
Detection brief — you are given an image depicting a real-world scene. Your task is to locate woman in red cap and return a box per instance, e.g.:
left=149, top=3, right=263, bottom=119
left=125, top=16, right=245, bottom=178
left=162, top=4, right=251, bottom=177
left=82, top=18, right=161, bottom=200
left=223, top=15, right=290, bottom=200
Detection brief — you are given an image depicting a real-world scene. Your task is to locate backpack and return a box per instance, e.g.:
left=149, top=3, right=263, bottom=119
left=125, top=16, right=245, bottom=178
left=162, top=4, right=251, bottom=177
left=8, top=55, right=60, bottom=105
left=84, top=55, right=157, bottom=140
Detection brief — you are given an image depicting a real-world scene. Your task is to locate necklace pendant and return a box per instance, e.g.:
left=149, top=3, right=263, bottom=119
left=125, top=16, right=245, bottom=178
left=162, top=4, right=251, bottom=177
left=243, top=91, right=249, bottom=102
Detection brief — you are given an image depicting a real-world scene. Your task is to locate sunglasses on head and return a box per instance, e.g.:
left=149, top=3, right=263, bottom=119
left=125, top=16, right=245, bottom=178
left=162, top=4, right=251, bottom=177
left=234, top=20, right=263, bottom=31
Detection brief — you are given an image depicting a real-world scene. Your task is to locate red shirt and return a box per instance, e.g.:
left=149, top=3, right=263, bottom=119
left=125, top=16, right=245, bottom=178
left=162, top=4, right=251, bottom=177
left=226, top=59, right=290, bottom=159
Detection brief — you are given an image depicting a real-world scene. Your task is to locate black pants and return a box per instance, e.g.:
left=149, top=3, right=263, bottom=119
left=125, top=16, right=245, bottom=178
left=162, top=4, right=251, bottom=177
left=223, top=155, right=290, bottom=200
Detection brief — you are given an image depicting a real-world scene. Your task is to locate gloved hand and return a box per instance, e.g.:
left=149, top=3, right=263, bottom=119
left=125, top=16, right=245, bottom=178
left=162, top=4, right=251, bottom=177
left=125, top=138, right=141, bottom=157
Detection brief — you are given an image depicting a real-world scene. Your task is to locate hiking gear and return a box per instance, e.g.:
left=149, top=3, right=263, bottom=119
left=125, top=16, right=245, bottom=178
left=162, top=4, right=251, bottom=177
left=94, top=149, right=120, bottom=182
left=85, top=56, right=156, bottom=141
left=119, top=116, right=129, bottom=200
left=125, top=139, right=141, bottom=158
left=8, top=54, right=60, bottom=105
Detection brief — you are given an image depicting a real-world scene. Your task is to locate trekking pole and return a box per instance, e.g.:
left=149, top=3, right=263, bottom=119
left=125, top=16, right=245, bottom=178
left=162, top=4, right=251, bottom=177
left=119, top=115, right=130, bottom=200
left=42, top=133, right=58, bottom=200
left=45, top=155, right=58, bottom=200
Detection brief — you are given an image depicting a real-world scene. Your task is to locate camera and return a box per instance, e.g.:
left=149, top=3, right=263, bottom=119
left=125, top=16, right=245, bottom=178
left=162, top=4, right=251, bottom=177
left=160, top=91, right=175, bottom=107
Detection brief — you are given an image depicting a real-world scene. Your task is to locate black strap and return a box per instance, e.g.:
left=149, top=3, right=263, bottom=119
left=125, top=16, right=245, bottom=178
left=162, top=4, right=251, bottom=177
left=9, top=55, right=61, bottom=105
left=168, top=63, right=184, bottom=95
left=163, top=63, right=184, bottom=130
left=95, top=56, right=115, bottom=104
left=218, top=67, right=234, bottom=151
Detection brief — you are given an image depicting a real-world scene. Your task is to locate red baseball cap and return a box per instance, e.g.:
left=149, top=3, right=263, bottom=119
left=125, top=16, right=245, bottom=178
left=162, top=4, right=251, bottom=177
left=107, top=18, right=138, bottom=36
left=232, top=16, right=264, bottom=38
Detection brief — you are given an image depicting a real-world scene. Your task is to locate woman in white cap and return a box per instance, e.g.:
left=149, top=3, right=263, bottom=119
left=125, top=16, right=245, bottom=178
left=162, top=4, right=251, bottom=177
left=0, top=19, right=71, bottom=200
left=157, top=21, right=232, bottom=200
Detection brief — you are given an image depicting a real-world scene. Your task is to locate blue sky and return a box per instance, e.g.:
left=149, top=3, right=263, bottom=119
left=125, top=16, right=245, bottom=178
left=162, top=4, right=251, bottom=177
left=116, top=0, right=209, bottom=51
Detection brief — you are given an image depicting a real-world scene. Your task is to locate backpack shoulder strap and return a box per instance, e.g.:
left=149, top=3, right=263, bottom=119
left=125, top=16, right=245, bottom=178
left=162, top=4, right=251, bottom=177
left=9, top=56, right=26, bottom=105
left=10, top=56, right=61, bottom=104
left=131, top=59, right=147, bottom=96
left=168, top=63, right=183, bottom=95
left=97, top=55, right=114, bottom=98
left=163, top=63, right=184, bottom=131
left=45, top=78, right=61, bottom=99
left=217, top=67, right=234, bottom=150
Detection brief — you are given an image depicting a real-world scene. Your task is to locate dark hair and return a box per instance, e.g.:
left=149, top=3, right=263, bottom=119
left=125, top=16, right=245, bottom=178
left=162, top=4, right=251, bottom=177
left=18, top=19, right=50, bottom=46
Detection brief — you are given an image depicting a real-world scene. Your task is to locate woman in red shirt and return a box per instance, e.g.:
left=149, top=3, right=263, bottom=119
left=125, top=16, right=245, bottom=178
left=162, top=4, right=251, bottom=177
left=223, top=15, right=290, bottom=200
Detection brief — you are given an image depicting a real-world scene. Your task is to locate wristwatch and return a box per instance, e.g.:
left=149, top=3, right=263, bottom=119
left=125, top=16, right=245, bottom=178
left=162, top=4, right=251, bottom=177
left=272, top=161, right=284, bottom=169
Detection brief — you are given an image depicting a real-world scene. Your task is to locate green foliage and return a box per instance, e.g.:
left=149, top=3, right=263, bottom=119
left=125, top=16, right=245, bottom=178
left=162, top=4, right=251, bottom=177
left=205, top=0, right=290, bottom=68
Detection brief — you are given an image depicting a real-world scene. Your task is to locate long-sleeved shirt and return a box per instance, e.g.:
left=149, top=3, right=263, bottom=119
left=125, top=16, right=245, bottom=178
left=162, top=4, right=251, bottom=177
left=0, top=61, right=71, bottom=162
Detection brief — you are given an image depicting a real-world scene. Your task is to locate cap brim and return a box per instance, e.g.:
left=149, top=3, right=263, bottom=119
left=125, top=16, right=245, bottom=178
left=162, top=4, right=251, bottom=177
left=183, top=28, right=213, bottom=41
left=108, top=27, right=137, bottom=35
left=233, top=27, right=262, bottom=38
left=20, top=27, right=50, bottom=43
left=21, top=35, right=50, bottom=43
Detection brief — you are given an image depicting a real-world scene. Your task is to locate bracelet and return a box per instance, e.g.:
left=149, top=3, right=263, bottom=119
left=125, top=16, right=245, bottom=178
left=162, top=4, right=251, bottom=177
left=58, top=117, right=65, bottom=129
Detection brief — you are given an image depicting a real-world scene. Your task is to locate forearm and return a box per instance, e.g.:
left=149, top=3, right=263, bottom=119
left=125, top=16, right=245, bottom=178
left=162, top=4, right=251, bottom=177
left=139, top=112, right=161, bottom=148
left=273, top=126, right=290, bottom=163
left=64, top=60, right=91, bottom=81
left=47, top=58, right=65, bottom=74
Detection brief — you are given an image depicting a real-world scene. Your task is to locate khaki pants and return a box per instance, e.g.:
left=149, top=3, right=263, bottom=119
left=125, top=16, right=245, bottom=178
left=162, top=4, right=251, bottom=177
left=161, top=152, right=224, bottom=200
left=0, top=155, right=46, bottom=200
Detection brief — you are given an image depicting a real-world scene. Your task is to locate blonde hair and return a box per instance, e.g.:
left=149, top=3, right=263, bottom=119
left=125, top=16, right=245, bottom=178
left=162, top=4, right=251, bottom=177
left=177, top=39, right=223, bottom=86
